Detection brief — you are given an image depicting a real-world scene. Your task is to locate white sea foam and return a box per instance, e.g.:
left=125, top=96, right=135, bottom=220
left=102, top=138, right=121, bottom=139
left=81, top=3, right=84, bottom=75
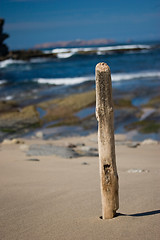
left=49, top=47, right=93, bottom=54
left=78, top=47, right=93, bottom=52
left=52, top=47, right=94, bottom=58
left=5, top=95, right=13, bottom=101
left=57, top=52, right=75, bottom=58
left=51, top=48, right=70, bottom=53
left=0, top=59, right=25, bottom=68
left=34, top=76, right=93, bottom=85
left=98, top=44, right=151, bottom=52
left=43, top=44, right=151, bottom=58
left=34, top=71, right=160, bottom=86
left=0, top=80, right=7, bottom=85
left=112, top=71, right=160, bottom=81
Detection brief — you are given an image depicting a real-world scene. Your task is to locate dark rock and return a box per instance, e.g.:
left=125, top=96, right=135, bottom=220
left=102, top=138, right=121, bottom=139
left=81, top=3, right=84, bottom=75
left=68, top=143, right=77, bottom=148
left=26, top=143, right=98, bottom=158
left=0, top=33, right=9, bottom=44
left=81, top=162, right=89, bottom=165
left=127, top=142, right=140, bottom=148
left=74, top=143, right=85, bottom=147
left=0, top=105, right=40, bottom=133
left=0, top=100, right=19, bottom=113
left=74, top=145, right=98, bottom=157
left=0, top=19, right=9, bottom=57
left=27, top=144, right=80, bottom=158
left=8, top=49, right=57, bottom=61
left=26, top=158, right=40, bottom=162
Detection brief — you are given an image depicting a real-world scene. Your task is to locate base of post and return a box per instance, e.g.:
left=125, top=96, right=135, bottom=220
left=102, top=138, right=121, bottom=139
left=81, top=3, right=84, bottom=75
left=102, top=210, right=117, bottom=220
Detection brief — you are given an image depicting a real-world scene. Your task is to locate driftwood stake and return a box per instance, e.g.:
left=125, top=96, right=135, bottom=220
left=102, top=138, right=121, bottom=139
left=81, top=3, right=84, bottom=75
left=95, top=62, right=119, bottom=219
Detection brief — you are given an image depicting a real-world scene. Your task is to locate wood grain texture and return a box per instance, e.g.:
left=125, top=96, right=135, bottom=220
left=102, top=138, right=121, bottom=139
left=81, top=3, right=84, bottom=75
left=96, top=62, right=119, bottom=219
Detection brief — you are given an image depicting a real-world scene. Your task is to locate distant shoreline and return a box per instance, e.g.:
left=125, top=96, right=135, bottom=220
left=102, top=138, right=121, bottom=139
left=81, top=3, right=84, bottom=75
left=34, top=38, right=115, bottom=49
left=1, top=42, right=159, bottom=61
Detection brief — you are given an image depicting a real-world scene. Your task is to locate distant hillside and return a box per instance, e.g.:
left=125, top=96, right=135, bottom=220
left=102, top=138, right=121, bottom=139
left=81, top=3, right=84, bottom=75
left=34, top=39, right=115, bottom=49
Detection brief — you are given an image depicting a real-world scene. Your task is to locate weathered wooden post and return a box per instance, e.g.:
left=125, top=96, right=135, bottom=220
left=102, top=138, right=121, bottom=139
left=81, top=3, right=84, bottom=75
left=95, top=62, right=119, bottom=219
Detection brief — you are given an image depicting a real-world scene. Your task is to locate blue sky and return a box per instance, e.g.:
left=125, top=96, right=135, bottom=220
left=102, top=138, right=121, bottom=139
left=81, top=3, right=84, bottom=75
left=0, top=0, right=160, bottom=49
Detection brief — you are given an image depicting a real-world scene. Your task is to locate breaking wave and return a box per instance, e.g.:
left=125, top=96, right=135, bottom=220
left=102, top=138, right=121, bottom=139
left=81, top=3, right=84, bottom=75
left=43, top=44, right=152, bottom=58
left=0, top=79, right=7, bottom=85
left=112, top=71, right=160, bottom=81
left=0, top=59, right=25, bottom=68
left=34, top=70, right=160, bottom=85
left=34, top=76, right=92, bottom=85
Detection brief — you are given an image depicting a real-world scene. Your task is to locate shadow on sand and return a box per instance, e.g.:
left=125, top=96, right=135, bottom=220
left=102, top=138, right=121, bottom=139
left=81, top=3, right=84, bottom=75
left=99, top=210, right=160, bottom=219
left=116, top=209, right=160, bottom=217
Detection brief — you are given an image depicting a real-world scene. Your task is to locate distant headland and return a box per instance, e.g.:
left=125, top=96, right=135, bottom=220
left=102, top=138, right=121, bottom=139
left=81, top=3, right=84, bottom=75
left=0, top=18, right=159, bottom=62
left=34, top=39, right=115, bottom=49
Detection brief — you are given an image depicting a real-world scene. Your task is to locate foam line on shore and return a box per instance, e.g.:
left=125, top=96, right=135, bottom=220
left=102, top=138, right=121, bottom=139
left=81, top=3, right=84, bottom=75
left=34, top=70, right=160, bottom=85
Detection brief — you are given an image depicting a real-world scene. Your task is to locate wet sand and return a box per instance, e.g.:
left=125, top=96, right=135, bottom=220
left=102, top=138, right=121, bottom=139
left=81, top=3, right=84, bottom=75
left=0, top=134, right=160, bottom=240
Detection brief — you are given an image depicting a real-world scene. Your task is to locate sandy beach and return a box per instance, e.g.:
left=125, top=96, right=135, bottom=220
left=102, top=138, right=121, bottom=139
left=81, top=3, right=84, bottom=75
left=0, top=133, right=160, bottom=240
left=1, top=1, right=160, bottom=239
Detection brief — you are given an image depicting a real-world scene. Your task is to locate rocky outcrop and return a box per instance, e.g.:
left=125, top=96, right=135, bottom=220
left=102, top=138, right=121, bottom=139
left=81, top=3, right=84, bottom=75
left=0, top=19, right=9, bottom=57
left=0, top=48, right=57, bottom=61
left=8, top=49, right=56, bottom=60
left=0, top=105, right=40, bottom=133
left=0, top=19, right=56, bottom=61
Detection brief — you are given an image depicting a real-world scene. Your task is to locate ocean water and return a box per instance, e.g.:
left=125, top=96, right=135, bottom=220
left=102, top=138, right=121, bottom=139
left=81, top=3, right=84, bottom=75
left=0, top=41, right=160, bottom=105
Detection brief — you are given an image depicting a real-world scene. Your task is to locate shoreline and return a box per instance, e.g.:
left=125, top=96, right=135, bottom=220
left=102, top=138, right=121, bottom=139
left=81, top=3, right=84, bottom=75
left=0, top=40, right=160, bottom=142
left=0, top=84, right=160, bottom=143
left=1, top=42, right=160, bottom=62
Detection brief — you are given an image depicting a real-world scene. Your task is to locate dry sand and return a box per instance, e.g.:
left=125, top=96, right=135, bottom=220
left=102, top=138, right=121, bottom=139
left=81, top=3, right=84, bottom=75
left=0, top=134, right=160, bottom=240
